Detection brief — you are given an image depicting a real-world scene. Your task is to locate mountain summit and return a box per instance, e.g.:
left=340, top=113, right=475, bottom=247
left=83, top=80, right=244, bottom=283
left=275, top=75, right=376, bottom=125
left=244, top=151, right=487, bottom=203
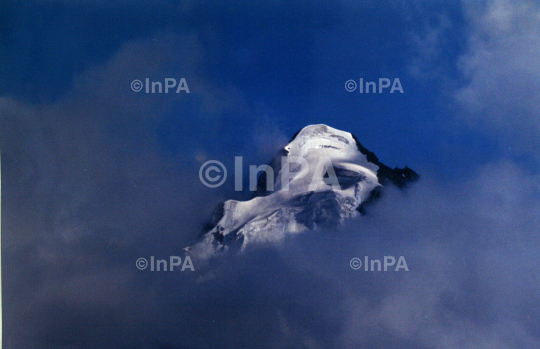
left=189, top=124, right=418, bottom=258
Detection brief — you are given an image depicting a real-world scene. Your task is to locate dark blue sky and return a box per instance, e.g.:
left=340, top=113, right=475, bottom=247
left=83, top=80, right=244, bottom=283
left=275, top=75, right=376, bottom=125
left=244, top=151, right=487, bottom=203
left=2, top=0, right=524, bottom=180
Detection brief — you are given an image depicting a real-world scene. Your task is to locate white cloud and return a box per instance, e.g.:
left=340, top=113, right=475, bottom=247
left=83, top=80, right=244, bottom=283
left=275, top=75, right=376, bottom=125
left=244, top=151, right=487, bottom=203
left=456, top=0, right=540, bottom=153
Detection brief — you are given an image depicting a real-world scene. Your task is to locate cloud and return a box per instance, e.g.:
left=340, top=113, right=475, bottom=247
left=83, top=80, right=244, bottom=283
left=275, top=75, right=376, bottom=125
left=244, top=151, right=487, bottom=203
left=408, top=12, right=454, bottom=80
left=167, top=161, right=538, bottom=348
left=1, top=30, right=241, bottom=250
left=455, top=0, right=540, bottom=155
left=1, top=32, right=246, bottom=348
left=9, top=151, right=540, bottom=348
left=333, top=162, right=540, bottom=348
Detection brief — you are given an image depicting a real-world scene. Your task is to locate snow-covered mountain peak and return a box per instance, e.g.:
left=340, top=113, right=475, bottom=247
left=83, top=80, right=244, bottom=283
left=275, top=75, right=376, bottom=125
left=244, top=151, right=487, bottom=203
left=188, top=124, right=418, bottom=259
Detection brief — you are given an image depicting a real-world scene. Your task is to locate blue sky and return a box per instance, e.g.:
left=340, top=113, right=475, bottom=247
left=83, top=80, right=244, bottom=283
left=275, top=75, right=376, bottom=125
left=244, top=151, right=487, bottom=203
left=3, top=0, right=531, bottom=179
left=2, top=0, right=540, bottom=348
